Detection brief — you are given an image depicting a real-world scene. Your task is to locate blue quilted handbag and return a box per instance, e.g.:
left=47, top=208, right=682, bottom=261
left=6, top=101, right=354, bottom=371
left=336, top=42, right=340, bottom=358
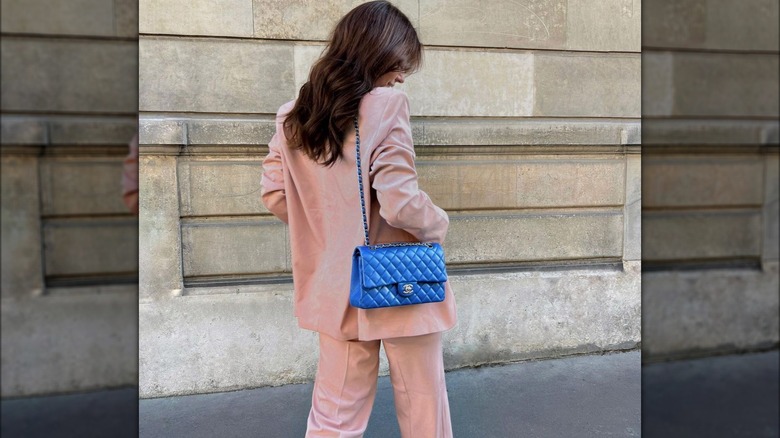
left=349, top=117, right=448, bottom=309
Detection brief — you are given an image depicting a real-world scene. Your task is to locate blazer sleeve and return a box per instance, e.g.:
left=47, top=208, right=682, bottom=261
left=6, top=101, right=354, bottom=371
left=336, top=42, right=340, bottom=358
left=261, top=126, right=289, bottom=224
left=368, top=91, right=449, bottom=243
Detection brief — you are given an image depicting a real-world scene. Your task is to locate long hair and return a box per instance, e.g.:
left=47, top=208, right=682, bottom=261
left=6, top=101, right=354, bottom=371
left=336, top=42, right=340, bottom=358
left=283, top=1, right=422, bottom=167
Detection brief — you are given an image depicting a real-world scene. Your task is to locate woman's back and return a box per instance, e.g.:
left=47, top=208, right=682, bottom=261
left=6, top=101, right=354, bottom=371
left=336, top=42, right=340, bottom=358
left=261, top=86, right=457, bottom=341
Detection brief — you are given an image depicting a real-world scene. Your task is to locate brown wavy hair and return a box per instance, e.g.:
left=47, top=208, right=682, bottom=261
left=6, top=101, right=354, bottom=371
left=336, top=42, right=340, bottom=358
left=283, top=1, right=422, bottom=167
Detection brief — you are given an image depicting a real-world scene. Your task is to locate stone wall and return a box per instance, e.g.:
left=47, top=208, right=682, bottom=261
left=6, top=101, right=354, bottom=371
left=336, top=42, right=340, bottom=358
left=1, top=0, right=139, bottom=396
left=642, top=0, right=779, bottom=361
left=138, top=0, right=641, bottom=397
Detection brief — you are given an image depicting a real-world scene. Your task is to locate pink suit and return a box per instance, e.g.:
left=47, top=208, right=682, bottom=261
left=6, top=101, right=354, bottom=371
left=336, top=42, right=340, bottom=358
left=261, top=86, right=456, bottom=437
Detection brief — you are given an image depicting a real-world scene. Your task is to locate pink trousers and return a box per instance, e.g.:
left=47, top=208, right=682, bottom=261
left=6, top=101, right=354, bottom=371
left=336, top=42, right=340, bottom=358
left=305, top=331, right=453, bottom=438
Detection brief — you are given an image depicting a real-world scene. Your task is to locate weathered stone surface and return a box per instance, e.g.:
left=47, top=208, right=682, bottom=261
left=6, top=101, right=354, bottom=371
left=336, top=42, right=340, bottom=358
left=179, top=160, right=265, bottom=217
left=139, top=119, right=186, bottom=146
left=419, top=0, right=566, bottom=49
left=141, top=115, right=638, bottom=147
left=643, top=156, right=765, bottom=207
left=644, top=0, right=779, bottom=51
left=139, top=156, right=184, bottom=300
left=642, top=51, right=673, bottom=117
left=445, top=211, right=624, bottom=263
left=566, top=0, right=641, bottom=52
left=643, top=210, right=762, bottom=261
left=416, top=119, right=635, bottom=146
left=253, top=0, right=418, bottom=40
left=187, top=118, right=276, bottom=145
left=671, top=52, right=779, bottom=117
left=139, top=264, right=640, bottom=397
left=43, top=217, right=138, bottom=277
left=419, top=158, right=625, bottom=210
left=642, top=0, right=707, bottom=49
left=1, top=157, right=44, bottom=298
left=533, top=53, right=641, bottom=117
left=624, top=154, right=641, bottom=261
left=1, top=288, right=138, bottom=397
left=139, top=37, right=295, bottom=113
left=764, top=152, right=779, bottom=261
left=39, top=159, right=128, bottom=216
left=642, top=119, right=775, bottom=145
left=0, top=0, right=115, bottom=36
left=1, top=38, right=138, bottom=113
left=293, top=44, right=325, bottom=96
left=115, top=0, right=139, bottom=37
left=49, top=117, right=138, bottom=145
left=140, top=0, right=253, bottom=37
left=181, top=218, right=288, bottom=277
left=643, top=262, right=779, bottom=360
left=0, top=117, right=47, bottom=146
left=400, top=49, right=534, bottom=117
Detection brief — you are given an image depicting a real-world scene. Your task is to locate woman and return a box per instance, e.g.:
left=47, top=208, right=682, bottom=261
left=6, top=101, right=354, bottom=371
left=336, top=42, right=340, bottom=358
left=261, top=2, right=457, bottom=436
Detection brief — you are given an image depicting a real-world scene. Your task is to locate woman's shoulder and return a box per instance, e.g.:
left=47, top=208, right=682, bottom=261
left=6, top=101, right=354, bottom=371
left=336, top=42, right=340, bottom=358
left=361, top=86, right=410, bottom=116
left=276, top=100, right=295, bottom=120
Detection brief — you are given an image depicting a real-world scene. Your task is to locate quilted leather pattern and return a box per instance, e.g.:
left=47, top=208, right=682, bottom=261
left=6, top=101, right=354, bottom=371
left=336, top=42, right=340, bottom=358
left=350, top=243, right=448, bottom=309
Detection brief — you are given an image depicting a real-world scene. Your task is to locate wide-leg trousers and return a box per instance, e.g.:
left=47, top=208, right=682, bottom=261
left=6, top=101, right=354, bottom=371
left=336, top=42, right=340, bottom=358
left=305, top=331, right=453, bottom=438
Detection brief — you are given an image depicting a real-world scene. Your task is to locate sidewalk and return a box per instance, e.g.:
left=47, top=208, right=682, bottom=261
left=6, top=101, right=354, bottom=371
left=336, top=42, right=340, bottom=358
left=137, top=350, right=641, bottom=437
left=4, top=349, right=778, bottom=437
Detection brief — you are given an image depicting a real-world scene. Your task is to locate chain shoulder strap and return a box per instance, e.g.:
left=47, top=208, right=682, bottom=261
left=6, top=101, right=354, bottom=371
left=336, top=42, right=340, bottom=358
left=354, top=117, right=371, bottom=246
left=353, top=115, right=432, bottom=250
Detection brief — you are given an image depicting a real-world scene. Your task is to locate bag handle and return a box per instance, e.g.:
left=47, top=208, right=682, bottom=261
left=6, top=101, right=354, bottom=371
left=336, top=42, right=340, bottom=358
left=354, top=116, right=371, bottom=246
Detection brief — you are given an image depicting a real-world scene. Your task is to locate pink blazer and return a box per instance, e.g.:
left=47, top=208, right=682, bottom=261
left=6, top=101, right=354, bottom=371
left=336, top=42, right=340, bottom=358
left=261, top=87, right=457, bottom=341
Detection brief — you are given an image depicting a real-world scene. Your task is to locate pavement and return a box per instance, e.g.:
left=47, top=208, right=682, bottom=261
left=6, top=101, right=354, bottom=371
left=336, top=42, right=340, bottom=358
left=2, top=349, right=777, bottom=437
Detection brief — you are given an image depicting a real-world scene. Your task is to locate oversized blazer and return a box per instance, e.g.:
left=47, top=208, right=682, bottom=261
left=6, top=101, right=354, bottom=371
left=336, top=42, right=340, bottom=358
left=261, top=86, right=457, bottom=341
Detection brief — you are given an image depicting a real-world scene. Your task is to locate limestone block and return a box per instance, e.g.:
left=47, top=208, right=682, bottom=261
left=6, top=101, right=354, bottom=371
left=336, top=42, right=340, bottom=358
left=187, top=118, right=276, bottom=145
left=642, top=210, right=762, bottom=261
left=416, top=119, right=632, bottom=146
left=642, top=0, right=707, bottom=49
left=139, top=37, right=295, bottom=113
left=139, top=284, right=316, bottom=397
left=445, top=263, right=641, bottom=368
left=420, top=158, right=625, bottom=210
left=624, top=154, right=641, bottom=261
left=644, top=0, right=779, bottom=51
left=179, top=159, right=265, bottom=216
left=0, top=0, right=115, bottom=36
left=643, top=156, right=764, bottom=207
left=1, top=156, right=44, bottom=298
left=39, top=158, right=128, bottom=216
left=533, top=53, right=641, bottom=117
left=49, top=117, right=138, bottom=145
left=253, top=0, right=418, bottom=40
left=140, top=0, right=253, bottom=37
left=139, top=119, right=186, bottom=146
left=763, top=152, right=779, bottom=261
left=642, top=51, right=673, bottom=117
left=1, top=38, right=138, bottom=113
left=642, top=119, right=771, bottom=145
left=399, top=49, right=534, bottom=117
left=642, top=263, right=779, bottom=360
left=0, top=117, right=47, bottom=145
left=115, top=0, right=139, bottom=37
left=445, top=211, right=624, bottom=263
left=43, top=217, right=139, bottom=277
left=293, top=44, right=325, bottom=96
left=181, top=218, right=288, bottom=277
left=139, top=156, right=184, bottom=300
left=566, top=0, right=641, bottom=52
left=671, top=52, right=779, bottom=117
left=1, top=288, right=138, bottom=396
left=419, top=0, right=566, bottom=49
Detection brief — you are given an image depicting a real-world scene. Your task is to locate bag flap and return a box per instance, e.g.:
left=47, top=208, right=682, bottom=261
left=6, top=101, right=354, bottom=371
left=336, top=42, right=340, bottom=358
left=353, top=243, right=448, bottom=288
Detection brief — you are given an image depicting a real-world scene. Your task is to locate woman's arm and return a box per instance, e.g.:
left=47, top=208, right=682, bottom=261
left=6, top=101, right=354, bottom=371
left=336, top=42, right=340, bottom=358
left=369, top=90, right=449, bottom=243
left=261, top=130, right=289, bottom=224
